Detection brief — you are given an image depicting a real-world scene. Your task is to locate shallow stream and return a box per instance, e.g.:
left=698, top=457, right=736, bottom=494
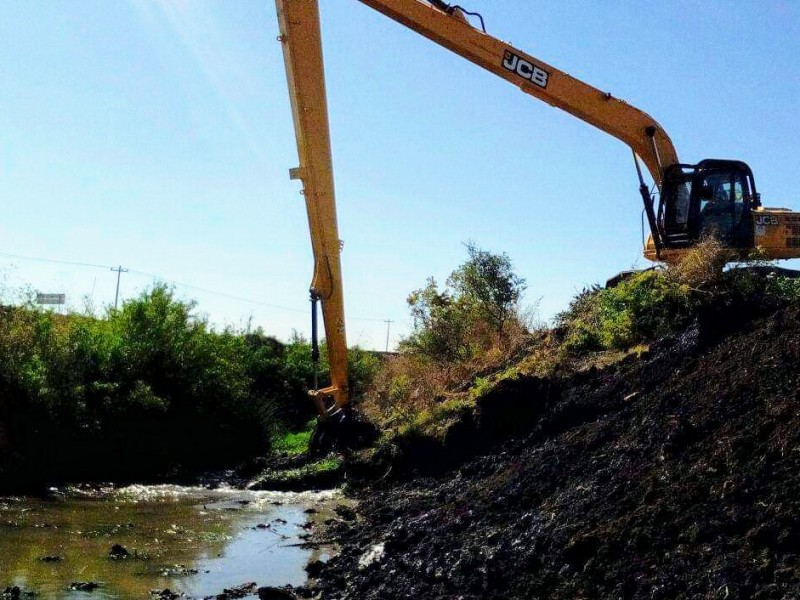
left=0, top=484, right=341, bottom=598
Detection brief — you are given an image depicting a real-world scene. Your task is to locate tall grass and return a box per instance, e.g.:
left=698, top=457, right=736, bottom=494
left=361, top=245, right=533, bottom=436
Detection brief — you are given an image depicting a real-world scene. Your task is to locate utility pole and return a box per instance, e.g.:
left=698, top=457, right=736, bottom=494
left=384, top=319, right=394, bottom=352
left=111, top=265, right=128, bottom=310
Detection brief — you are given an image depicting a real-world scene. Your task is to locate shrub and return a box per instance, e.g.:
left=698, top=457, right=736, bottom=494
left=0, top=285, right=312, bottom=488
left=765, top=275, right=800, bottom=302
left=402, top=243, right=527, bottom=363
left=557, top=240, right=800, bottom=358
left=557, top=270, right=696, bottom=355
left=363, top=244, right=532, bottom=435
left=283, top=335, right=381, bottom=402
left=448, top=242, right=526, bottom=332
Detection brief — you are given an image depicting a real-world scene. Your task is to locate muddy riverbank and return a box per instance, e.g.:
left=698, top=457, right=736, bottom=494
left=310, top=305, right=800, bottom=599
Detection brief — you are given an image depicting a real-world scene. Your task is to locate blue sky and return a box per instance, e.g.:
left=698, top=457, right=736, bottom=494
left=1, top=1, right=798, bottom=349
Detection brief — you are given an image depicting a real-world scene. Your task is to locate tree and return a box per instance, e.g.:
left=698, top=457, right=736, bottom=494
left=447, top=242, right=526, bottom=331
left=403, top=243, right=526, bottom=362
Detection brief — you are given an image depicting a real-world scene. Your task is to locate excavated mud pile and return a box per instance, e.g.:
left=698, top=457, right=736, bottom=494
left=313, top=304, right=800, bottom=599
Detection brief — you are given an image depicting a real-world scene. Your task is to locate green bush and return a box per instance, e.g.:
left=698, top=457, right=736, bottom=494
left=557, top=265, right=800, bottom=358
left=402, top=243, right=527, bottom=363
left=557, top=270, right=695, bottom=355
left=0, top=285, right=317, bottom=488
left=363, top=244, right=530, bottom=437
left=765, top=275, right=800, bottom=302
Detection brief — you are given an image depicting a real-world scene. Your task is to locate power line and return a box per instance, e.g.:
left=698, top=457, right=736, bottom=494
left=0, top=251, right=112, bottom=270
left=0, top=250, right=393, bottom=323
left=133, top=272, right=390, bottom=322
left=126, top=268, right=309, bottom=315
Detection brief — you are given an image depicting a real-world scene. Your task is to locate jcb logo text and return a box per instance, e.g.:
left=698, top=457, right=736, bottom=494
left=502, top=50, right=549, bottom=88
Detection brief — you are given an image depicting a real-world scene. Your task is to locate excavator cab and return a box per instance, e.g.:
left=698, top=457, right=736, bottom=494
left=659, top=159, right=759, bottom=250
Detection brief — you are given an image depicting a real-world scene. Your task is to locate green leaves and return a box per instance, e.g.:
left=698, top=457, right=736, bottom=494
left=558, top=271, right=695, bottom=354
left=0, top=284, right=316, bottom=483
left=447, top=242, right=526, bottom=332
left=403, top=243, right=527, bottom=363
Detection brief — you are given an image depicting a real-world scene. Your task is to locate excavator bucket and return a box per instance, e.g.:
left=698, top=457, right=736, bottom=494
left=308, top=405, right=378, bottom=457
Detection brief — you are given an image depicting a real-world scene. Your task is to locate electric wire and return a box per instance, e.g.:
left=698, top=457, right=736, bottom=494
left=0, top=251, right=391, bottom=323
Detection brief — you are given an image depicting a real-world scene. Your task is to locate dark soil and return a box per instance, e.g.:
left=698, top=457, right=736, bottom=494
left=311, top=303, right=800, bottom=599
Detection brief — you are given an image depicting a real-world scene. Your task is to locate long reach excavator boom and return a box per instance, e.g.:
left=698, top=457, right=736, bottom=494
left=275, top=0, right=800, bottom=416
left=276, top=0, right=349, bottom=417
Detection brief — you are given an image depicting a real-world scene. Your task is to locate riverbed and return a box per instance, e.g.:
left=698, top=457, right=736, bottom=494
left=0, top=484, right=342, bottom=598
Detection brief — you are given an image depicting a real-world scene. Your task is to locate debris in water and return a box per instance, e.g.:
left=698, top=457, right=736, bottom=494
left=218, top=582, right=257, bottom=599
left=2, top=587, right=21, bottom=600
left=69, top=581, right=99, bottom=592
left=39, top=555, right=64, bottom=562
left=150, top=589, right=180, bottom=599
left=108, top=543, right=129, bottom=559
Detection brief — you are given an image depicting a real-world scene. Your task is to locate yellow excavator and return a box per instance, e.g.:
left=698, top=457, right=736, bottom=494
left=275, top=0, right=800, bottom=423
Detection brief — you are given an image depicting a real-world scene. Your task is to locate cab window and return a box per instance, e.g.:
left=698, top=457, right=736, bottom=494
left=698, top=170, right=750, bottom=240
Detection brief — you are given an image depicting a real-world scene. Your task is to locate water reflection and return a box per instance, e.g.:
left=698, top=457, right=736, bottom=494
left=0, top=485, right=340, bottom=599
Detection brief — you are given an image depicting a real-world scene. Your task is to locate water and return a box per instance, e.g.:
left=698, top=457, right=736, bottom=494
left=0, top=484, right=342, bottom=599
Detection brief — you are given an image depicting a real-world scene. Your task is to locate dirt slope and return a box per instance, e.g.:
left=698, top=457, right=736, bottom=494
left=311, top=304, right=800, bottom=599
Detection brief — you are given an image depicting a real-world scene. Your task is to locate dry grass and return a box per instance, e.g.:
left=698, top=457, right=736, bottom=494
left=666, top=235, right=734, bottom=289
left=360, top=315, right=535, bottom=434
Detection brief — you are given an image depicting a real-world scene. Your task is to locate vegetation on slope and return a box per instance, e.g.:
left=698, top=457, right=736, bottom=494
left=360, top=239, right=800, bottom=447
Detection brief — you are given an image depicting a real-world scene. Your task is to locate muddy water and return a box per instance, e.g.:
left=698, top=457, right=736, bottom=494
left=0, top=484, right=341, bottom=599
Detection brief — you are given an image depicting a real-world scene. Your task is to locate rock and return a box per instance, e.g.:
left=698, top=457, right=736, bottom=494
left=334, top=505, right=357, bottom=522
left=109, top=544, right=129, bottom=559
left=357, top=543, right=386, bottom=569
left=69, top=582, right=99, bottom=592
left=39, top=555, right=64, bottom=562
left=303, top=508, right=317, bottom=514
left=305, top=559, right=325, bottom=578
left=150, top=589, right=180, bottom=599
left=257, top=587, right=296, bottom=600
left=218, top=582, right=256, bottom=599
left=2, top=587, right=34, bottom=599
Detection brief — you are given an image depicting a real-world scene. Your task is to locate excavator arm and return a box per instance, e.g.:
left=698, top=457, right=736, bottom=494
left=358, top=0, right=679, bottom=188
left=276, top=0, right=684, bottom=414
left=276, top=0, right=348, bottom=417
